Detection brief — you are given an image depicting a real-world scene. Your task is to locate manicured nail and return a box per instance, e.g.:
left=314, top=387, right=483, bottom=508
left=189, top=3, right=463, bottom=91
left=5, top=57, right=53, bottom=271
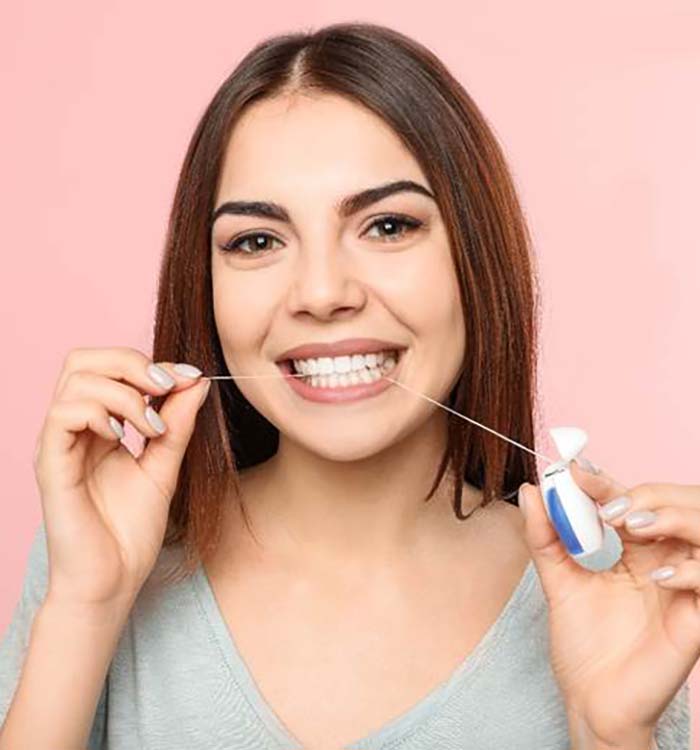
left=649, top=566, right=675, bottom=581
left=599, top=495, right=631, bottom=520
left=576, top=456, right=601, bottom=475
left=173, top=363, right=202, bottom=378
left=625, top=510, right=657, bottom=529
left=145, top=405, right=167, bottom=434
left=108, top=416, right=124, bottom=440
left=147, top=363, right=176, bottom=390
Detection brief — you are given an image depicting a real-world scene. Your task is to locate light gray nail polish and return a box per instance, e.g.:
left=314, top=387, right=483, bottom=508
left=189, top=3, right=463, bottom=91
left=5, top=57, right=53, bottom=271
left=173, top=363, right=202, bottom=378
left=145, top=406, right=166, bottom=434
left=108, top=416, right=125, bottom=439
left=576, top=456, right=601, bottom=475
left=625, top=510, right=657, bottom=529
left=599, top=495, right=631, bottom=520
left=650, top=566, right=675, bottom=581
left=147, top=363, right=176, bottom=389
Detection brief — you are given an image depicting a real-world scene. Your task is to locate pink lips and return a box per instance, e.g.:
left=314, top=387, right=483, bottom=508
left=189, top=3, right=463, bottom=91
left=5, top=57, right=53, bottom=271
left=276, top=350, right=404, bottom=404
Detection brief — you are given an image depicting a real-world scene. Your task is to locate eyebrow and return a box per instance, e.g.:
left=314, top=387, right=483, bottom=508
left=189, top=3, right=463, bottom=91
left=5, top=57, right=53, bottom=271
left=210, top=179, right=435, bottom=227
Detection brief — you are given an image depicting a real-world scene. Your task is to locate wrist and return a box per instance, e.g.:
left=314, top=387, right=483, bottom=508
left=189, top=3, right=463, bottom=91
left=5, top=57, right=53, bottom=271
left=43, top=590, right=136, bottom=626
left=567, top=708, right=656, bottom=750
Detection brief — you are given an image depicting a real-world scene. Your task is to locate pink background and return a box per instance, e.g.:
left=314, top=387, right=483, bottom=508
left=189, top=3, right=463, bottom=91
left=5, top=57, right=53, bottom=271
left=2, top=0, right=699, bottom=735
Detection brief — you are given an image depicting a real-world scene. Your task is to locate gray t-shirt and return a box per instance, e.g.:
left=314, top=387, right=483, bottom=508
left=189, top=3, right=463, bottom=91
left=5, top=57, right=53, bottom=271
left=1, top=521, right=691, bottom=749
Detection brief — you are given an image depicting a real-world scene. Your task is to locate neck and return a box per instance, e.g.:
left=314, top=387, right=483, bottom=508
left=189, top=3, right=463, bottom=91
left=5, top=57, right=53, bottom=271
left=229, top=410, right=483, bottom=571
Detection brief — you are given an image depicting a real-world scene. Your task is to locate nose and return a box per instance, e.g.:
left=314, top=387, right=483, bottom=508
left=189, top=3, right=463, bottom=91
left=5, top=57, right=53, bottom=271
left=287, top=241, right=366, bottom=320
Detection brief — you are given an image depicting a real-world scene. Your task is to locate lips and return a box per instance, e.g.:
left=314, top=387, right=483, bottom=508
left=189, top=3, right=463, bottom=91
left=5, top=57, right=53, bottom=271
left=276, top=347, right=405, bottom=403
left=275, top=338, right=406, bottom=363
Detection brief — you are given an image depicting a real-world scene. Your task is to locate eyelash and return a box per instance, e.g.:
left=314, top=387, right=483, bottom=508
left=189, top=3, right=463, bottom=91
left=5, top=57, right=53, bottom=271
left=219, top=214, right=424, bottom=256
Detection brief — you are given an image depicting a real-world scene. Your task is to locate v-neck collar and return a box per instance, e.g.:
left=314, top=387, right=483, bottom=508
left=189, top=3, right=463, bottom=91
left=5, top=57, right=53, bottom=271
left=191, top=558, right=535, bottom=749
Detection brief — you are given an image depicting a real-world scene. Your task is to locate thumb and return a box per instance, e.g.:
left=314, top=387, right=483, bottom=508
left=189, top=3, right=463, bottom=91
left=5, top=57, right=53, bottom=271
left=137, top=378, right=211, bottom=495
left=519, top=482, right=591, bottom=604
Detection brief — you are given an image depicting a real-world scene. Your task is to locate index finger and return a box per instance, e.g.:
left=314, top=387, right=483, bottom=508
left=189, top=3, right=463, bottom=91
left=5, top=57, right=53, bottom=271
left=53, top=347, right=203, bottom=401
left=568, top=458, right=631, bottom=505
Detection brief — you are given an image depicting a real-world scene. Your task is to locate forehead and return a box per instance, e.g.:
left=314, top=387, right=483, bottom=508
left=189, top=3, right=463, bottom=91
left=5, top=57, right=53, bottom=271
left=215, top=93, right=428, bottom=203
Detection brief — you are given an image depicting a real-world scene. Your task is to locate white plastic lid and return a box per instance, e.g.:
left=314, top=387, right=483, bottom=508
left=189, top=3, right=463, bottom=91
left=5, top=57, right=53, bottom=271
left=549, top=427, right=588, bottom=462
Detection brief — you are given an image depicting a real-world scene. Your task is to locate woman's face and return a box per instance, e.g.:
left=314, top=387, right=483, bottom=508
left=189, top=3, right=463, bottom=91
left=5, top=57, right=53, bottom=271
left=211, top=92, right=465, bottom=461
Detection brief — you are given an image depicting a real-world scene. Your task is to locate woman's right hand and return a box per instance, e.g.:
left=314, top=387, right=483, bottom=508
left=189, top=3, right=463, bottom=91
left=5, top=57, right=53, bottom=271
left=33, top=347, right=212, bottom=609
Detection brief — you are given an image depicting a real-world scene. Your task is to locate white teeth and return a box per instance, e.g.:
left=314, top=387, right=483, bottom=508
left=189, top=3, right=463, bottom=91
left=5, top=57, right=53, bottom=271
left=333, top=356, right=351, bottom=374
left=351, top=354, right=365, bottom=370
left=293, top=349, right=395, bottom=377
left=298, top=352, right=399, bottom=389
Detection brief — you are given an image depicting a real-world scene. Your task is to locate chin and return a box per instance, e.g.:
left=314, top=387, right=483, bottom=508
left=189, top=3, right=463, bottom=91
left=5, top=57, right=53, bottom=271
left=281, top=430, right=401, bottom=463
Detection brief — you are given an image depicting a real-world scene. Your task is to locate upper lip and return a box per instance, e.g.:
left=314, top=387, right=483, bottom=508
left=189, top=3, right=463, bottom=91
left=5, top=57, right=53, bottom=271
left=276, top=338, right=406, bottom=362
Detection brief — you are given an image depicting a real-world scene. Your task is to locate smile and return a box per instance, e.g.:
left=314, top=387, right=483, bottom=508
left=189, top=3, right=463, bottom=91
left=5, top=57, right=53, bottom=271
left=276, top=348, right=406, bottom=404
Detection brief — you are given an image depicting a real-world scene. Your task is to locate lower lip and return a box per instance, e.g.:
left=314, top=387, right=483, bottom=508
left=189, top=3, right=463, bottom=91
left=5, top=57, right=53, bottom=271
left=275, top=351, right=405, bottom=404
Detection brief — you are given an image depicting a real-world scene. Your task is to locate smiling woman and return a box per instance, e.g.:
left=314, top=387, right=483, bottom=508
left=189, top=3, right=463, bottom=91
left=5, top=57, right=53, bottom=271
left=0, top=20, right=689, bottom=750
left=164, top=23, right=543, bottom=543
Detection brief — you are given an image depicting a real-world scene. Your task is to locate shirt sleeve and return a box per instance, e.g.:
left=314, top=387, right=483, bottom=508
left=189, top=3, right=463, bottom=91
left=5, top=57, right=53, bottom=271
left=0, top=521, right=108, bottom=747
left=654, top=679, right=691, bottom=750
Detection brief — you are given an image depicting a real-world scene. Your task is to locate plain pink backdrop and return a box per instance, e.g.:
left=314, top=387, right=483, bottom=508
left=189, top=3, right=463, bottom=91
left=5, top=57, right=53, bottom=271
left=2, top=0, right=699, bottom=737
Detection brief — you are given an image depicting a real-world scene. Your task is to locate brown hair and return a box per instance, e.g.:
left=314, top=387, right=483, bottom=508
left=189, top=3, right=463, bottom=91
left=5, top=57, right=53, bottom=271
left=150, top=21, right=543, bottom=586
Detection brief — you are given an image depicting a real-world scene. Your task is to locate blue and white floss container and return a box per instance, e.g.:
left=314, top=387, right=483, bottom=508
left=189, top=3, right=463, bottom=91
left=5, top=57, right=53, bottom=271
left=540, top=427, right=605, bottom=559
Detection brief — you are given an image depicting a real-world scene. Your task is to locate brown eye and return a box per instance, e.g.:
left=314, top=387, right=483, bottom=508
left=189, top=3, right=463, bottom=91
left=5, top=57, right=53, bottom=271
left=219, top=232, right=283, bottom=255
left=218, top=213, right=423, bottom=257
left=363, top=214, right=423, bottom=242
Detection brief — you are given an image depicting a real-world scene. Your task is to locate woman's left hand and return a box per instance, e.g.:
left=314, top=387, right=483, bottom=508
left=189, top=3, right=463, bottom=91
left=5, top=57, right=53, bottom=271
left=519, top=462, right=700, bottom=748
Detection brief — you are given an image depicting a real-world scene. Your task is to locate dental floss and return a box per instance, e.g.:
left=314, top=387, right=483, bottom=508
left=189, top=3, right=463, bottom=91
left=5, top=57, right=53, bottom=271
left=201, top=371, right=607, bottom=557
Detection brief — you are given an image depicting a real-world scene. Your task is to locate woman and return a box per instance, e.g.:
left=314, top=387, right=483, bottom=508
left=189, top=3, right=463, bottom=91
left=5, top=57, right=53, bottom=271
left=0, top=22, right=693, bottom=750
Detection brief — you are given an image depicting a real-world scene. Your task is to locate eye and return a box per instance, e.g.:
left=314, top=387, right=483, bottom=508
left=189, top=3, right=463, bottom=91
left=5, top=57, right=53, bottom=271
left=362, top=214, right=424, bottom=242
left=217, top=214, right=424, bottom=256
left=219, top=232, right=283, bottom=256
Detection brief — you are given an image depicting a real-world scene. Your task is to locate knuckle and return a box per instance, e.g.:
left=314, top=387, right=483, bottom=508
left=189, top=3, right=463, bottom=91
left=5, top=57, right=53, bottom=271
left=60, top=369, right=92, bottom=397
left=63, top=347, right=89, bottom=368
left=121, top=345, right=149, bottom=363
left=45, top=399, right=65, bottom=423
left=632, top=483, right=656, bottom=505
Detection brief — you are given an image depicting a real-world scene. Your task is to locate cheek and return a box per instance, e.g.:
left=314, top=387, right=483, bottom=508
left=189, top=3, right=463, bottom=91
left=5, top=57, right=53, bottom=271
left=383, top=247, right=463, bottom=339
left=212, top=268, right=274, bottom=354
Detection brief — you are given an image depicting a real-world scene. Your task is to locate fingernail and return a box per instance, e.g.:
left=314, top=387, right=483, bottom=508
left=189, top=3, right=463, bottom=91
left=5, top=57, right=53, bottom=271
left=108, top=416, right=125, bottom=440
left=145, top=405, right=167, bottom=434
left=147, top=363, right=176, bottom=390
left=625, top=510, right=657, bottom=529
left=599, top=495, right=631, bottom=520
left=576, top=456, right=601, bottom=475
left=649, top=566, right=675, bottom=581
left=173, top=363, right=202, bottom=379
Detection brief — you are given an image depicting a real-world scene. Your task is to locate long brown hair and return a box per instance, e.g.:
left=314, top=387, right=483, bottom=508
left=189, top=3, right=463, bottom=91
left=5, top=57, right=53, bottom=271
left=150, top=22, right=543, bottom=585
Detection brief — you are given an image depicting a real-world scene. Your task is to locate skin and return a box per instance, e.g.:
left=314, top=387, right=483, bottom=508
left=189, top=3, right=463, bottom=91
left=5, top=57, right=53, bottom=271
left=204, top=91, right=531, bottom=748
left=209, top=91, right=495, bottom=574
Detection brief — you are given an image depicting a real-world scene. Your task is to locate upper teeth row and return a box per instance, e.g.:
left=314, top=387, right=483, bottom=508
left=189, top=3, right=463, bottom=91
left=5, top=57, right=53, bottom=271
left=293, top=349, right=398, bottom=375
